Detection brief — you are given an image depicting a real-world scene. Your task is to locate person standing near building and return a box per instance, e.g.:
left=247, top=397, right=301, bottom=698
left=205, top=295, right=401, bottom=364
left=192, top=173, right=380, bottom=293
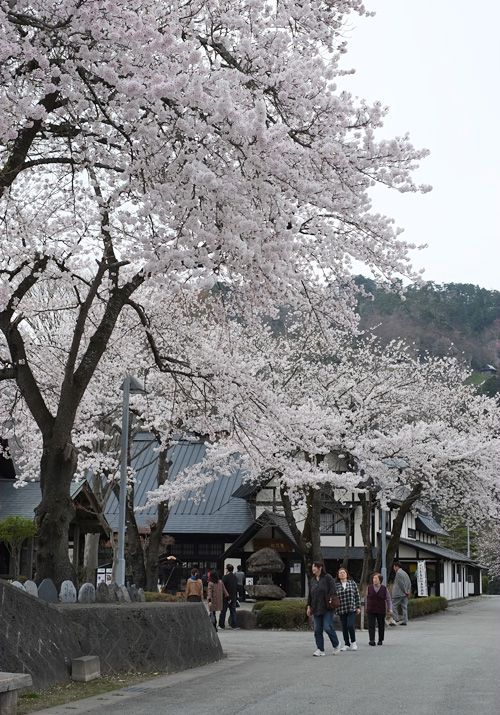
left=366, top=572, right=393, bottom=646
left=220, top=564, right=238, bottom=629
left=306, top=562, right=341, bottom=657
left=207, top=570, right=228, bottom=631
left=335, top=567, right=361, bottom=651
left=185, top=568, right=204, bottom=602
left=392, top=561, right=412, bottom=625
left=235, top=564, right=246, bottom=602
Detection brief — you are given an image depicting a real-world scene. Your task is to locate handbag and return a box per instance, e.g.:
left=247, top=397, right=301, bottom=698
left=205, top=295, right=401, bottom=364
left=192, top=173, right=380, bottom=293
left=327, top=593, right=341, bottom=610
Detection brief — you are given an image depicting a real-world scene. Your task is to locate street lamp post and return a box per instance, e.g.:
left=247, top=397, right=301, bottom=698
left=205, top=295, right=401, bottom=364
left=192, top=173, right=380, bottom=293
left=115, top=375, right=146, bottom=587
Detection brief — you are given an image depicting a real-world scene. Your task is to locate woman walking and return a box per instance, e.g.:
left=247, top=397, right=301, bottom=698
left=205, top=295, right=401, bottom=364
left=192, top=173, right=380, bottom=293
left=207, top=570, right=228, bottom=631
left=366, top=572, right=393, bottom=646
left=185, top=568, right=204, bottom=602
left=306, top=561, right=341, bottom=657
left=335, top=567, right=361, bottom=651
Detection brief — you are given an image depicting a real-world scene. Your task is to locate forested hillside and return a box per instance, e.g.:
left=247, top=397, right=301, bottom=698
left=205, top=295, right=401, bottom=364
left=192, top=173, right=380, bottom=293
left=356, top=279, right=500, bottom=379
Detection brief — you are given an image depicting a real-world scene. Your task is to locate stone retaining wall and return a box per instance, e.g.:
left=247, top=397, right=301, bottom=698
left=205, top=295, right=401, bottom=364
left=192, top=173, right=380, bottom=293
left=0, top=581, right=222, bottom=689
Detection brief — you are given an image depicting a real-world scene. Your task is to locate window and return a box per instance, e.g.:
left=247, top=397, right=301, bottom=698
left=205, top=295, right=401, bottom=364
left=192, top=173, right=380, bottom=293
left=407, top=528, right=416, bottom=539
left=320, top=511, right=347, bottom=535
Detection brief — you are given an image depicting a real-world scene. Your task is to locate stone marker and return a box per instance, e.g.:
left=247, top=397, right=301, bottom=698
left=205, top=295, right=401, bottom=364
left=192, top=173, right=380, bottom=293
left=59, top=580, right=77, bottom=603
left=38, top=578, right=58, bottom=603
left=137, top=587, right=146, bottom=602
left=108, top=582, right=120, bottom=602
left=78, top=583, right=96, bottom=604
left=11, top=580, right=25, bottom=590
left=127, top=585, right=139, bottom=602
left=96, top=582, right=113, bottom=603
left=24, top=579, right=38, bottom=598
left=71, top=655, right=100, bottom=682
left=116, top=585, right=131, bottom=603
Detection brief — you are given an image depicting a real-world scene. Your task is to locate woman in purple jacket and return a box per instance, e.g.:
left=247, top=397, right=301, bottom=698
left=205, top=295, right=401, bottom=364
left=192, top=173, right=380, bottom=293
left=365, top=572, right=393, bottom=646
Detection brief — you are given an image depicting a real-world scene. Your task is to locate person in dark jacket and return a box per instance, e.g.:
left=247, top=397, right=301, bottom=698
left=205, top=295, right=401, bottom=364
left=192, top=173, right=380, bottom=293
left=365, top=572, right=393, bottom=646
left=219, top=564, right=238, bottom=629
left=335, top=566, right=361, bottom=651
left=306, top=561, right=341, bottom=657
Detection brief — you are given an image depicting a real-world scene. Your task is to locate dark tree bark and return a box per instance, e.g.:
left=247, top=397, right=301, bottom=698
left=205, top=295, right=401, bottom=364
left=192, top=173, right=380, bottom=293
left=384, top=484, right=423, bottom=575
left=359, top=491, right=375, bottom=589
left=35, top=439, right=78, bottom=587
left=125, top=486, right=147, bottom=589
left=144, top=446, right=170, bottom=591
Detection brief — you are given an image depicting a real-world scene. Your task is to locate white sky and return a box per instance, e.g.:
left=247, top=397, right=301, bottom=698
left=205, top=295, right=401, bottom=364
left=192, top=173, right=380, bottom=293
left=341, top=1, right=500, bottom=290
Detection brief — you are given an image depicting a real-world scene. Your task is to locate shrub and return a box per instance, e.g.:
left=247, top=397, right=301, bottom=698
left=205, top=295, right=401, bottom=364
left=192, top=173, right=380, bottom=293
left=255, top=599, right=308, bottom=629
left=144, top=591, right=185, bottom=603
left=252, top=600, right=273, bottom=612
left=408, top=596, right=447, bottom=618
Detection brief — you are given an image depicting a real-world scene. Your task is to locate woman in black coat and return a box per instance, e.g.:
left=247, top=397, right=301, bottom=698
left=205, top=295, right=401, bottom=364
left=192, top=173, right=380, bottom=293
left=306, top=562, right=341, bottom=657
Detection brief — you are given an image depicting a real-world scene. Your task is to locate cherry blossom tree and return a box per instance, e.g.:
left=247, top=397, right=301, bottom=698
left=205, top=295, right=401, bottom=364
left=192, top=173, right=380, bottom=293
left=146, top=313, right=500, bottom=582
left=0, top=0, right=430, bottom=585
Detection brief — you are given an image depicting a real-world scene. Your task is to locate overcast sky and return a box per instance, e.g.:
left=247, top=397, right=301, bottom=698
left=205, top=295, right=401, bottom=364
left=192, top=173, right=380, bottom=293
left=341, top=1, right=500, bottom=290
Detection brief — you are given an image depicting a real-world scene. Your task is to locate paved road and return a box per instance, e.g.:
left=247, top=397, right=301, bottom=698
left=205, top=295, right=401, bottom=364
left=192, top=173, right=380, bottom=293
left=38, top=597, right=499, bottom=715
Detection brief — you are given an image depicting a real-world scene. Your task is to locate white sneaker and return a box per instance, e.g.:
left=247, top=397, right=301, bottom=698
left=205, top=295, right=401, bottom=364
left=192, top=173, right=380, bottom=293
left=339, top=645, right=349, bottom=651
left=332, top=647, right=341, bottom=655
left=350, top=643, right=358, bottom=651
left=313, top=649, right=326, bottom=657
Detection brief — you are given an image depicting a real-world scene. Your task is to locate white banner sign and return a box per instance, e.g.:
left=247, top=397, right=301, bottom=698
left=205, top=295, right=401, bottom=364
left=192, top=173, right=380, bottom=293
left=416, top=560, right=428, bottom=597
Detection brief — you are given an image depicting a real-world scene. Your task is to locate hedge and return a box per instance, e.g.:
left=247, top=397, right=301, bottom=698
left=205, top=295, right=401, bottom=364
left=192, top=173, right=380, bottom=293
left=407, top=595, right=447, bottom=617
left=253, top=599, right=308, bottom=629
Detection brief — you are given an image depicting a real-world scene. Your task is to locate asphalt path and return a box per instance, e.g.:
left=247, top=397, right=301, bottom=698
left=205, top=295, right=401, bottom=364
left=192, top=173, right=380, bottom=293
left=37, top=596, right=500, bottom=715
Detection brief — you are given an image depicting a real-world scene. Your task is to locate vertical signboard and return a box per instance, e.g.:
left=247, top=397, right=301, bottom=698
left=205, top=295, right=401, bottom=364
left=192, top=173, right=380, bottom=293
left=417, top=560, right=428, bottom=597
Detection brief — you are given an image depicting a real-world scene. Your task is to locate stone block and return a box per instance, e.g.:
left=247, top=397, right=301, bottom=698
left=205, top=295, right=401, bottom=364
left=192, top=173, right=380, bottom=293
left=23, top=580, right=38, bottom=598
left=59, top=580, right=77, bottom=603
left=96, top=583, right=113, bottom=603
left=116, top=585, right=131, bottom=603
left=10, top=581, right=25, bottom=590
left=235, top=610, right=258, bottom=629
left=71, top=655, right=100, bottom=682
left=38, top=578, right=58, bottom=603
left=78, top=583, right=96, bottom=603
left=0, top=672, right=33, bottom=715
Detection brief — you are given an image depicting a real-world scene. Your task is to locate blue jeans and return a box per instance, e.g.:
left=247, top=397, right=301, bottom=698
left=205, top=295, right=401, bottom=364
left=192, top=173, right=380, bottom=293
left=219, top=599, right=237, bottom=628
left=313, top=611, right=339, bottom=651
left=340, top=611, right=356, bottom=646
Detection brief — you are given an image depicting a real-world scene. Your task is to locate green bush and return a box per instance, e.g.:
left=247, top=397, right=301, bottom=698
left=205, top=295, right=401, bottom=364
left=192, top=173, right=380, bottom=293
left=144, top=591, right=185, bottom=603
left=255, top=599, right=308, bottom=629
left=408, top=596, right=447, bottom=618
left=252, top=600, right=273, bottom=612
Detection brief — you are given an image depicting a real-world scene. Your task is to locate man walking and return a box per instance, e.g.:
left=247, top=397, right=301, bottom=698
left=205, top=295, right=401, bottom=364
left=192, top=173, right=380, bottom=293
left=235, top=564, right=246, bottom=602
left=392, top=561, right=412, bottom=625
left=220, top=564, right=238, bottom=629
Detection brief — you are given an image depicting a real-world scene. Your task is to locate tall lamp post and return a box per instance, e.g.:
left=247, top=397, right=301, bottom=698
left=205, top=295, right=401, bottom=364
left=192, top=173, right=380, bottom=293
left=116, top=375, right=146, bottom=587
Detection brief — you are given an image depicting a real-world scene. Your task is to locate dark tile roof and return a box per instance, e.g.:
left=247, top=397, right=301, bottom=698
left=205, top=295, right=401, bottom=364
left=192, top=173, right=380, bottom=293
left=0, top=479, right=40, bottom=519
left=105, top=434, right=254, bottom=535
left=399, top=537, right=479, bottom=565
left=219, top=510, right=299, bottom=559
left=416, top=514, right=448, bottom=537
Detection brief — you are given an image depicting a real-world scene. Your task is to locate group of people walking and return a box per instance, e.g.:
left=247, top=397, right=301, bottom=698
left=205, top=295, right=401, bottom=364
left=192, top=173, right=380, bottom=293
left=307, top=560, right=411, bottom=656
left=185, top=564, right=243, bottom=631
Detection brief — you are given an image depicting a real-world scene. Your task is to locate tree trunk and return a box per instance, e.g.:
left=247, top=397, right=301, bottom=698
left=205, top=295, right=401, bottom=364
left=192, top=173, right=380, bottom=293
left=35, top=441, right=78, bottom=587
left=359, top=492, right=375, bottom=590
left=10, top=545, right=20, bottom=580
left=144, top=446, right=170, bottom=591
left=385, top=484, right=423, bottom=575
left=125, top=491, right=146, bottom=589
left=82, top=533, right=100, bottom=585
